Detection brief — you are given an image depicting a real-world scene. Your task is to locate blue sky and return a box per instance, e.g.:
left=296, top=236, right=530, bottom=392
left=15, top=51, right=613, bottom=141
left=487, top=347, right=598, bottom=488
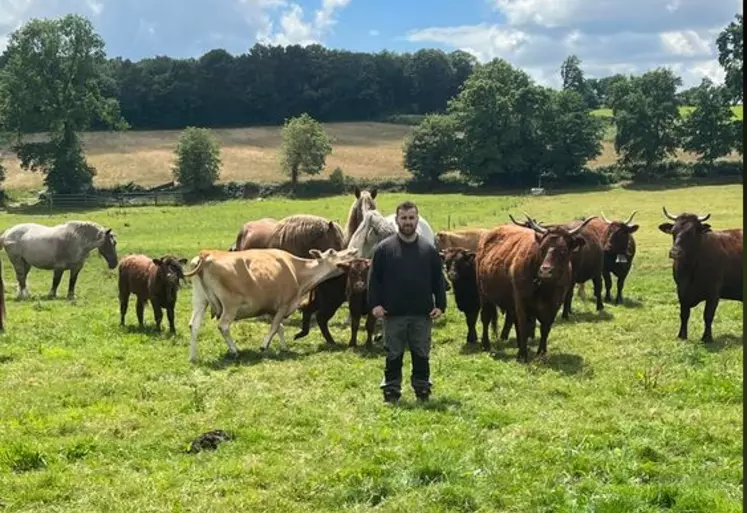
left=0, top=0, right=742, bottom=88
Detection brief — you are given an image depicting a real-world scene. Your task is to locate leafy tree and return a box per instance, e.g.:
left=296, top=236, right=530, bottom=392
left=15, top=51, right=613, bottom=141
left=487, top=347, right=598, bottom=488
left=716, top=13, right=743, bottom=103
left=0, top=14, right=127, bottom=193
left=560, top=55, right=598, bottom=108
left=172, top=127, right=222, bottom=191
left=279, top=113, right=332, bottom=190
left=679, top=78, right=736, bottom=165
left=732, top=119, right=743, bottom=156
left=402, top=114, right=460, bottom=183
left=539, top=89, right=605, bottom=180
left=608, top=68, right=682, bottom=174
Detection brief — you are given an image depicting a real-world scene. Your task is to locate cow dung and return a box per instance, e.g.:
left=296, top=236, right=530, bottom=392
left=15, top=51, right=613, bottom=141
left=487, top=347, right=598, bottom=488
left=186, top=429, right=235, bottom=454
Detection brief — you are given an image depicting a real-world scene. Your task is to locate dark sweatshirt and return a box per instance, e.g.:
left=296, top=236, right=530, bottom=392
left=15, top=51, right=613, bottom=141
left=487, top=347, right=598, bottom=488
left=367, top=233, right=447, bottom=317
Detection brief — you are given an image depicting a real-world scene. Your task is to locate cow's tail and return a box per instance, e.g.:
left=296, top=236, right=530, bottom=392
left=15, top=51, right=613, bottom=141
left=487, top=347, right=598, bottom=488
left=184, top=255, right=205, bottom=278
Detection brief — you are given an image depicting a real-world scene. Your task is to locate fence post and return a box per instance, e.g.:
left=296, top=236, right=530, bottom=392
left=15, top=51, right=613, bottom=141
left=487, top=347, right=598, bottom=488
left=447, top=214, right=451, bottom=231
left=155, top=193, right=158, bottom=207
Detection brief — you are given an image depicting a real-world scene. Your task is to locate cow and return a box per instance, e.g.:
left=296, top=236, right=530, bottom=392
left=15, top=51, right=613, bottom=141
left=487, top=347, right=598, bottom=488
left=476, top=215, right=595, bottom=362
left=336, top=258, right=378, bottom=348
left=600, top=210, right=638, bottom=304
left=658, top=206, right=743, bottom=343
left=184, top=247, right=359, bottom=362
left=118, top=254, right=188, bottom=333
left=229, top=218, right=278, bottom=251
left=435, top=229, right=488, bottom=252
left=293, top=273, right=347, bottom=346
left=440, top=246, right=498, bottom=344
left=511, top=213, right=605, bottom=319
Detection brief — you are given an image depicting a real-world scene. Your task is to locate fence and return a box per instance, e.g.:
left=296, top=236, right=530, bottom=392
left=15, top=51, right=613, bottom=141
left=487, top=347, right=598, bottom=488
left=43, top=191, right=185, bottom=209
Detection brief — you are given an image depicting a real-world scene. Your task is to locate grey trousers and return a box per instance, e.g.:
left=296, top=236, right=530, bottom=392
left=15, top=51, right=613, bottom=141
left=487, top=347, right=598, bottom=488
left=379, top=315, right=433, bottom=398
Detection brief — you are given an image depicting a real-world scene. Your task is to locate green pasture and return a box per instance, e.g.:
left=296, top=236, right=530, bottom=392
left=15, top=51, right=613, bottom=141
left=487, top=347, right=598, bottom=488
left=591, top=105, right=744, bottom=120
left=0, top=184, right=742, bottom=512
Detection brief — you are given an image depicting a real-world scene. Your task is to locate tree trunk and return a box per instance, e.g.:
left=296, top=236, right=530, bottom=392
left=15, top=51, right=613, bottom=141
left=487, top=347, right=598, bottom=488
left=291, top=165, right=299, bottom=191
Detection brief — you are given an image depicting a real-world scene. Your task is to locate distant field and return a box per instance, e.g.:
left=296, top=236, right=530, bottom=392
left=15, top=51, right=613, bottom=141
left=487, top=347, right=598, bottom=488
left=591, top=105, right=744, bottom=120
left=0, top=184, right=741, bottom=511
left=0, top=113, right=742, bottom=191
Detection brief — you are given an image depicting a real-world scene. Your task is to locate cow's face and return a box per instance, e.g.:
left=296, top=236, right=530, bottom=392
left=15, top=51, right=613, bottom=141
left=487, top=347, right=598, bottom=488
left=310, top=247, right=359, bottom=268
left=153, top=256, right=189, bottom=288
left=439, top=247, right=475, bottom=282
left=659, top=214, right=711, bottom=260
left=603, top=222, right=638, bottom=261
left=535, top=231, right=585, bottom=280
left=343, top=258, right=372, bottom=293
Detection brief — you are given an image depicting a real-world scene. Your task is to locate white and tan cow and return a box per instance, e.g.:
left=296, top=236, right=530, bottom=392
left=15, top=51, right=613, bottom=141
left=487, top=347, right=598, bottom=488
left=184, top=246, right=359, bottom=362
left=435, top=229, right=488, bottom=252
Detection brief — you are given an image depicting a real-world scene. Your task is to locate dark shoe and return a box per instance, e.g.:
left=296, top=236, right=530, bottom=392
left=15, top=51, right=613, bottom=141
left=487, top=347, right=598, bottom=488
left=383, top=392, right=400, bottom=405
left=415, top=391, right=430, bottom=402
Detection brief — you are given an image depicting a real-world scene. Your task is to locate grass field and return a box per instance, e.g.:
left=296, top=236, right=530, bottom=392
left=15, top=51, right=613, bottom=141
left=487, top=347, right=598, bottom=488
left=1, top=110, right=741, bottom=192
left=0, top=184, right=742, bottom=512
left=591, top=106, right=744, bottom=120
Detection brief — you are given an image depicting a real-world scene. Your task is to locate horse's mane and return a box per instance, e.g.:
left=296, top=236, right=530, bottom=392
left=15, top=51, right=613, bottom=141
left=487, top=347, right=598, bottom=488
left=64, top=221, right=108, bottom=245
left=344, top=192, right=377, bottom=245
left=360, top=210, right=396, bottom=238
left=270, top=214, right=344, bottom=255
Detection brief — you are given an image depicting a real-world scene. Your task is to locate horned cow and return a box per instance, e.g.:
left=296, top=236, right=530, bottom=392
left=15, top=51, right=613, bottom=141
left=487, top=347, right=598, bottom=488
left=600, top=210, right=639, bottom=304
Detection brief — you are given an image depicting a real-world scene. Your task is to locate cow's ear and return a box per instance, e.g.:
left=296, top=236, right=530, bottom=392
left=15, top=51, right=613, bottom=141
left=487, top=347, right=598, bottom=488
left=570, top=237, right=586, bottom=251
left=309, top=249, right=322, bottom=259
left=354, top=186, right=361, bottom=198
left=336, top=262, right=351, bottom=270
left=658, top=223, right=673, bottom=234
left=328, top=221, right=335, bottom=230
left=700, top=223, right=712, bottom=233
left=534, top=231, right=543, bottom=244
left=152, top=258, right=162, bottom=266
left=179, top=258, right=188, bottom=265
left=465, top=252, right=476, bottom=263
left=627, top=224, right=639, bottom=233
left=370, top=188, right=378, bottom=199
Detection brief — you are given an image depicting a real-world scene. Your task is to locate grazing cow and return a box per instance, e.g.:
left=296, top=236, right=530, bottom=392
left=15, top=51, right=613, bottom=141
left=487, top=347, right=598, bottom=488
left=440, top=247, right=497, bottom=344
left=658, top=207, right=743, bottom=343
left=477, top=216, right=594, bottom=361
left=600, top=210, right=638, bottom=304
left=337, top=258, right=378, bottom=347
left=512, top=213, right=605, bottom=319
left=0, top=221, right=118, bottom=299
left=118, top=254, right=188, bottom=333
left=343, top=186, right=378, bottom=246
left=185, top=247, right=359, bottom=362
left=229, top=218, right=278, bottom=251
left=435, top=229, right=488, bottom=252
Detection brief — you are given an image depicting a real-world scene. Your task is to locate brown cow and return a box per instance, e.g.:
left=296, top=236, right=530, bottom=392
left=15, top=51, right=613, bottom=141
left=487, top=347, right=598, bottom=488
left=229, top=217, right=278, bottom=251
left=336, top=258, right=378, bottom=347
left=435, top=229, right=488, bottom=252
left=184, top=247, right=359, bottom=361
left=658, top=206, right=743, bottom=343
left=477, top=215, right=594, bottom=361
left=600, top=210, right=638, bottom=304
left=118, top=254, right=188, bottom=333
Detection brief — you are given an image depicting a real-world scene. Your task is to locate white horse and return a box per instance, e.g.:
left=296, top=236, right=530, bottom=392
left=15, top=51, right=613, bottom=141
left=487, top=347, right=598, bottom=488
left=0, top=221, right=118, bottom=299
left=347, top=210, right=436, bottom=258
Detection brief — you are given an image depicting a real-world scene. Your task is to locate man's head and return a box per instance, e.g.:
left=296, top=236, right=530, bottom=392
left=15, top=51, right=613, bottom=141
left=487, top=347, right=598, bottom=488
left=395, top=200, right=419, bottom=237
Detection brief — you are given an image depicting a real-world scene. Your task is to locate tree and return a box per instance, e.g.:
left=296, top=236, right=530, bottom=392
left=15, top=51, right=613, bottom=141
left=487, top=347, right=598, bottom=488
left=172, top=127, right=222, bottom=191
left=279, top=113, right=332, bottom=189
left=538, top=89, right=605, bottom=180
left=0, top=14, right=127, bottom=193
left=402, top=114, right=460, bottom=183
left=560, top=55, right=598, bottom=109
left=608, top=68, right=682, bottom=173
left=679, top=78, right=735, bottom=165
left=716, top=13, right=743, bottom=103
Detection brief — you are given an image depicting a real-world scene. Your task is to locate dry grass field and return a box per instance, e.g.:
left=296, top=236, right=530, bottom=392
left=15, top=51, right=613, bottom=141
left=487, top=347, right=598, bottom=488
left=0, top=119, right=741, bottom=191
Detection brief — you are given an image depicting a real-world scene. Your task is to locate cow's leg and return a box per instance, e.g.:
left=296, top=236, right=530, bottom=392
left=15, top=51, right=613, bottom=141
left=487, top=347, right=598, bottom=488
left=260, top=310, right=287, bottom=351
left=514, top=301, right=530, bottom=363
left=166, top=303, right=176, bottom=334
left=152, top=300, right=164, bottom=332
left=537, top=319, right=552, bottom=356
left=603, top=268, right=613, bottom=303
left=561, top=285, right=573, bottom=319
left=364, top=314, right=377, bottom=348
left=500, top=309, right=513, bottom=341
left=465, top=309, right=478, bottom=345
left=294, top=296, right=317, bottom=340
left=217, top=308, right=239, bottom=356
left=677, top=301, right=690, bottom=340
left=136, top=296, right=146, bottom=329
left=349, top=313, right=361, bottom=347
left=701, top=296, right=719, bottom=343
left=119, top=287, right=129, bottom=326
left=316, top=310, right=336, bottom=345
left=480, top=300, right=496, bottom=350
left=614, top=269, right=628, bottom=305
left=527, top=313, right=536, bottom=340
left=48, top=269, right=64, bottom=298
left=189, top=296, right=209, bottom=362
left=66, top=265, right=83, bottom=299
left=593, top=275, right=604, bottom=311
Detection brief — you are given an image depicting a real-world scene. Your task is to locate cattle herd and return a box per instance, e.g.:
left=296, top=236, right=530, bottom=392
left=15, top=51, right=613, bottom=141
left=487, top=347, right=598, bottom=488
left=0, top=187, right=742, bottom=364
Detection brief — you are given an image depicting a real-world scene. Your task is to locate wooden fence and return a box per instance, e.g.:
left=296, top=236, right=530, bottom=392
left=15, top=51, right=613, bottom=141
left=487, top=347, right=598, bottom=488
left=43, top=191, right=185, bottom=209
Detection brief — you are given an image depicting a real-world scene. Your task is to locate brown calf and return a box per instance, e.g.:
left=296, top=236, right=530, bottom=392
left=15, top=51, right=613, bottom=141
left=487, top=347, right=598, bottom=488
left=600, top=210, right=638, bottom=304
left=339, top=258, right=377, bottom=348
left=658, top=207, right=743, bottom=343
left=118, top=254, right=187, bottom=333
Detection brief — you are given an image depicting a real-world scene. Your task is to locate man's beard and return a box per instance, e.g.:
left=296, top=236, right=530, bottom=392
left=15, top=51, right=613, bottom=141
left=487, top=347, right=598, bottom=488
left=398, top=224, right=417, bottom=240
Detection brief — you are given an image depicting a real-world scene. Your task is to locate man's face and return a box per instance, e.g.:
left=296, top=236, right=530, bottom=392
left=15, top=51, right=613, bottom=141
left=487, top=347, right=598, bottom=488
left=396, top=207, right=418, bottom=236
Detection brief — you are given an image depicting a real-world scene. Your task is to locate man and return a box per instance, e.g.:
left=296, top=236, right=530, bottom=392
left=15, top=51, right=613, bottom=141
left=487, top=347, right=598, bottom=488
left=367, top=200, right=447, bottom=404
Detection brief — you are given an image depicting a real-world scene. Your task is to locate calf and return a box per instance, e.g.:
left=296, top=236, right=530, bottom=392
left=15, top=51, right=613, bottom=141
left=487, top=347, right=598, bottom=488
left=600, top=210, right=638, bottom=304
left=440, top=247, right=497, bottom=344
left=118, top=254, right=187, bottom=333
left=294, top=274, right=347, bottom=345
left=659, top=207, right=742, bottom=343
left=339, top=258, right=377, bottom=348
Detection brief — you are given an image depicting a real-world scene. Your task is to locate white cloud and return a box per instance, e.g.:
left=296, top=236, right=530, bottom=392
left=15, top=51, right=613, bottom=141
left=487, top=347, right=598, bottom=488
left=660, top=30, right=711, bottom=56
left=259, top=0, right=351, bottom=46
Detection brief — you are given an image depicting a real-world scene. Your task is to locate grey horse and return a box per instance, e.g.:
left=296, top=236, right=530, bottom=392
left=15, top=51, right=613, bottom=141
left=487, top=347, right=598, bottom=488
left=0, top=221, right=118, bottom=299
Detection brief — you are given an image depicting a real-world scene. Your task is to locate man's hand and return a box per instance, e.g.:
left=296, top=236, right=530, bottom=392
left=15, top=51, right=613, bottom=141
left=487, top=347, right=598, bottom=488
left=372, top=305, right=387, bottom=318
left=429, top=307, right=442, bottom=319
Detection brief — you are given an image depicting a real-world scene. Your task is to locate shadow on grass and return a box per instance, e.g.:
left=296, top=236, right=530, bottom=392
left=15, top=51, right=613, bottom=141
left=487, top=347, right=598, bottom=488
left=559, top=310, right=614, bottom=325
left=542, top=352, right=585, bottom=375
left=203, top=347, right=308, bottom=369
left=0, top=354, right=13, bottom=364
left=352, top=344, right=387, bottom=358
left=704, top=333, right=743, bottom=353
left=120, top=324, right=177, bottom=337
left=394, top=396, right=463, bottom=412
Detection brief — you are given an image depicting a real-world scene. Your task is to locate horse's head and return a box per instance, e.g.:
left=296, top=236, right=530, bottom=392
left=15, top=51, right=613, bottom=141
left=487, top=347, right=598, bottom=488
left=354, top=186, right=378, bottom=217
left=98, top=228, right=118, bottom=269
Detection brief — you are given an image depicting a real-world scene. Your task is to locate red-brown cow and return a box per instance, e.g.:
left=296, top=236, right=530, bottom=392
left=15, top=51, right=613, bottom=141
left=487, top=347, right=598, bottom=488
left=600, top=210, right=638, bottom=304
left=658, top=206, right=743, bottom=343
left=477, top=215, right=594, bottom=362
left=338, top=258, right=377, bottom=348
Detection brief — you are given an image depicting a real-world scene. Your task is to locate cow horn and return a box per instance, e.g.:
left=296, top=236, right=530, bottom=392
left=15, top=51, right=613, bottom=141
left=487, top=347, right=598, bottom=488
left=662, top=206, right=677, bottom=220
left=624, top=210, right=637, bottom=225
left=697, top=213, right=711, bottom=222
left=601, top=211, right=611, bottom=223
left=508, top=213, right=523, bottom=226
left=523, top=212, right=547, bottom=234
left=568, top=216, right=597, bottom=236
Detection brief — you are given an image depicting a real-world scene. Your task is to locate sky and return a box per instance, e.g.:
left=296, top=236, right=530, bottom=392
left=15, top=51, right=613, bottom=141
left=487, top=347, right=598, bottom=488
left=0, top=0, right=742, bottom=89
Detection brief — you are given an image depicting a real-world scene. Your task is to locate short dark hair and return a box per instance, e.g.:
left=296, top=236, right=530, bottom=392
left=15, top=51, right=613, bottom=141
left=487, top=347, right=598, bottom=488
left=396, top=200, right=418, bottom=216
